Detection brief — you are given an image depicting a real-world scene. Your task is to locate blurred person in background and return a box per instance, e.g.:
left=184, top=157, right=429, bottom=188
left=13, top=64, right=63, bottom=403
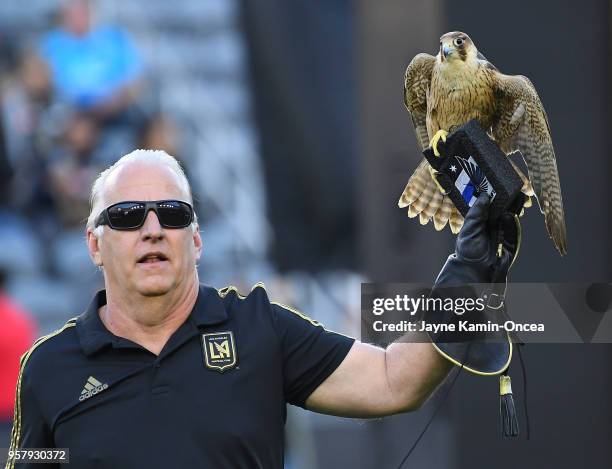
left=40, top=0, right=146, bottom=166
left=138, top=113, right=180, bottom=158
left=47, top=112, right=101, bottom=228
left=1, top=51, right=55, bottom=216
left=0, top=268, right=36, bottom=447
left=40, top=0, right=143, bottom=122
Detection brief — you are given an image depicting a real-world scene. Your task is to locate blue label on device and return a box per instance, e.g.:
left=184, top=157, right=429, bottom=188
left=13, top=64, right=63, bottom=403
left=449, top=155, right=496, bottom=206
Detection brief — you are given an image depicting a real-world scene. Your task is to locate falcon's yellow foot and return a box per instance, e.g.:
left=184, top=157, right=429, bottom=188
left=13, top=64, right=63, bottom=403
left=428, top=166, right=448, bottom=195
left=429, top=129, right=448, bottom=157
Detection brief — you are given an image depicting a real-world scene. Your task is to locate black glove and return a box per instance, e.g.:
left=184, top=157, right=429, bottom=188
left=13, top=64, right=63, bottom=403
left=434, top=192, right=520, bottom=291
left=427, top=192, right=521, bottom=375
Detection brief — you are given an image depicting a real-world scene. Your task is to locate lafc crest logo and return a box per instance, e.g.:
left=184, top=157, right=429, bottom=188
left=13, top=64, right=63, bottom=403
left=202, top=331, right=237, bottom=372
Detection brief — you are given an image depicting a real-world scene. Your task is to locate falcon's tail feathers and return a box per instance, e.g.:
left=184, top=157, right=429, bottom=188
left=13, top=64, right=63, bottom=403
left=398, top=159, right=464, bottom=232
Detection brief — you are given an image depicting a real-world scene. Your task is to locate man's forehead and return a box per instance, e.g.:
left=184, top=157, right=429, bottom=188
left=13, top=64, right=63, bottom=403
left=103, top=162, right=189, bottom=203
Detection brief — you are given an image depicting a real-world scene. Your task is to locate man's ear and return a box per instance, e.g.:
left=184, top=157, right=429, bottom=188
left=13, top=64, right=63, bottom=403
left=193, top=224, right=203, bottom=260
left=87, top=228, right=103, bottom=266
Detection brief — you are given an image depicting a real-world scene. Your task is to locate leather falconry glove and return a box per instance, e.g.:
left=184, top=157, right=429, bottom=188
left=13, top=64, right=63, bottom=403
left=427, top=192, right=522, bottom=437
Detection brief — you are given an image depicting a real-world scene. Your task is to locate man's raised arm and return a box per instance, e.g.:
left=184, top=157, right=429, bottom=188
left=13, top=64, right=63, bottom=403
left=306, top=194, right=520, bottom=417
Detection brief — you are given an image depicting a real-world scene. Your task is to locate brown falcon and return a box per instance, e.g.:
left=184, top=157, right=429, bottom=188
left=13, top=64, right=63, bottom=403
left=399, top=31, right=567, bottom=255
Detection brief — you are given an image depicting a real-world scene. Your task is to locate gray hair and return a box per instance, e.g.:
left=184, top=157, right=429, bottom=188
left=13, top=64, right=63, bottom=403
left=87, top=149, right=196, bottom=237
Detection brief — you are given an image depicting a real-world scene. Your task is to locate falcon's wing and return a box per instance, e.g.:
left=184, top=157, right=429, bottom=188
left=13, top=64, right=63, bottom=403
left=493, top=74, right=567, bottom=255
left=476, top=51, right=498, bottom=71
left=404, top=53, right=436, bottom=149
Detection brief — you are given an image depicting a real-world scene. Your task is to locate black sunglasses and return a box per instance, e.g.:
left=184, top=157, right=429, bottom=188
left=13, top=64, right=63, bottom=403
left=95, top=200, right=194, bottom=230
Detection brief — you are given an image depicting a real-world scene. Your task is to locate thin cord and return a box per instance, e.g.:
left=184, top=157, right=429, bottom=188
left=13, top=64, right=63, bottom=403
left=516, top=343, right=530, bottom=440
left=396, top=357, right=467, bottom=469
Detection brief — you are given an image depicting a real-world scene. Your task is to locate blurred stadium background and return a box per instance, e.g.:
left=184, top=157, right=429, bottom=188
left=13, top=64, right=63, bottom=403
left=0, top=0, right=610, bottom=467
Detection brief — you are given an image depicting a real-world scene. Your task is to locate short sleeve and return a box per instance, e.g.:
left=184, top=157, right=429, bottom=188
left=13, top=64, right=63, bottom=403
left=270, top=303, right=354, bottom=408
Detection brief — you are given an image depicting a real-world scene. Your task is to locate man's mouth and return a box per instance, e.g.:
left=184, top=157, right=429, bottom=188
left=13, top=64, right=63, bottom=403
left=137, top=252, right=169, bottom=264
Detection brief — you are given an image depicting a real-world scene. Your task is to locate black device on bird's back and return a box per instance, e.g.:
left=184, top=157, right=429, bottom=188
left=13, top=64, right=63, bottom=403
left=423, top=119, right=526, bottom=223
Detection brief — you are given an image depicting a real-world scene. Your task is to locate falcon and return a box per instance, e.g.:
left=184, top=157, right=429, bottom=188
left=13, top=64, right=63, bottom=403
left=399, top=31, right=567, bottom=255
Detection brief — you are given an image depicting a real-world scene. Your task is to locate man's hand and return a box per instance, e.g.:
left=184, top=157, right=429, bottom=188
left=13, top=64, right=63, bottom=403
left=435, top=192, right=521, bottom=287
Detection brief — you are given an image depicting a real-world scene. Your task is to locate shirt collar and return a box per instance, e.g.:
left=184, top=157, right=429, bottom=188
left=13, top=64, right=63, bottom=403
left=190, top=284, right=229, bottom=327
left=76, top=284, right=228, bottom=356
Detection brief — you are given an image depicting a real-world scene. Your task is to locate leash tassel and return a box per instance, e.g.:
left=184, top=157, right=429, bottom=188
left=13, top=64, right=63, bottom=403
left=499, top=374, right=519, bottom=438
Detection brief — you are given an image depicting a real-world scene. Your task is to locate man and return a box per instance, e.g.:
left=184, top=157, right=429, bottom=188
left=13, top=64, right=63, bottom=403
left=5, top=150, right=509, bottom=468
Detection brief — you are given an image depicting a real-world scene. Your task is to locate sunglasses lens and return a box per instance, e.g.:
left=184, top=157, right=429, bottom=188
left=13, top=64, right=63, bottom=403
left=107, top=202, right=146, bottom=229
left=157, top=201, right=193, bottom=228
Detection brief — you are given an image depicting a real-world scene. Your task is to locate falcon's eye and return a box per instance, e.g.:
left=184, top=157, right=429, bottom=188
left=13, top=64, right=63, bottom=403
left=454, top=37, right=464, bottom=47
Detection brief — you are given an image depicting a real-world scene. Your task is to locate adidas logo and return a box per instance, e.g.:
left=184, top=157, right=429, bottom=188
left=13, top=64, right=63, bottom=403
left=79, top=376, right=108, bottom=401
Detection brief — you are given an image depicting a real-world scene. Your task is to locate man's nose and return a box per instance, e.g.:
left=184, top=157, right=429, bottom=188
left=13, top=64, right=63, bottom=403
left=141, top=209, right=164, bottom=240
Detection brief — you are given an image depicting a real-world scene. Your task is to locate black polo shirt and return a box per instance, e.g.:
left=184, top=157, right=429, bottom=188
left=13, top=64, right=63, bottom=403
left=7, top=284, right=354, bottom=468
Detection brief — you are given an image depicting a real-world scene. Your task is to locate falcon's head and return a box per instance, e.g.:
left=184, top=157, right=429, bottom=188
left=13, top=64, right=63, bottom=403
left=438, top=32, right=477, bottom=64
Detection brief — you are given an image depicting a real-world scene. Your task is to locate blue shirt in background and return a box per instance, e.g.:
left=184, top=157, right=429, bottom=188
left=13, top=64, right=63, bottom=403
left=41, top=26, right=143, bottom=109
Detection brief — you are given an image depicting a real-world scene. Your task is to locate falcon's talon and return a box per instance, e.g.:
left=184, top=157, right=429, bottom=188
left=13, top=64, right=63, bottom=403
left=429, top=129, right=449, bottom=157
left=428, top=166, right=449, bottom=195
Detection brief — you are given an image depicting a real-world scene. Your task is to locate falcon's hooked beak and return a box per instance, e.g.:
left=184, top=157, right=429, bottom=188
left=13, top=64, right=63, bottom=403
left=442, top=44, right=453, bottom=59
